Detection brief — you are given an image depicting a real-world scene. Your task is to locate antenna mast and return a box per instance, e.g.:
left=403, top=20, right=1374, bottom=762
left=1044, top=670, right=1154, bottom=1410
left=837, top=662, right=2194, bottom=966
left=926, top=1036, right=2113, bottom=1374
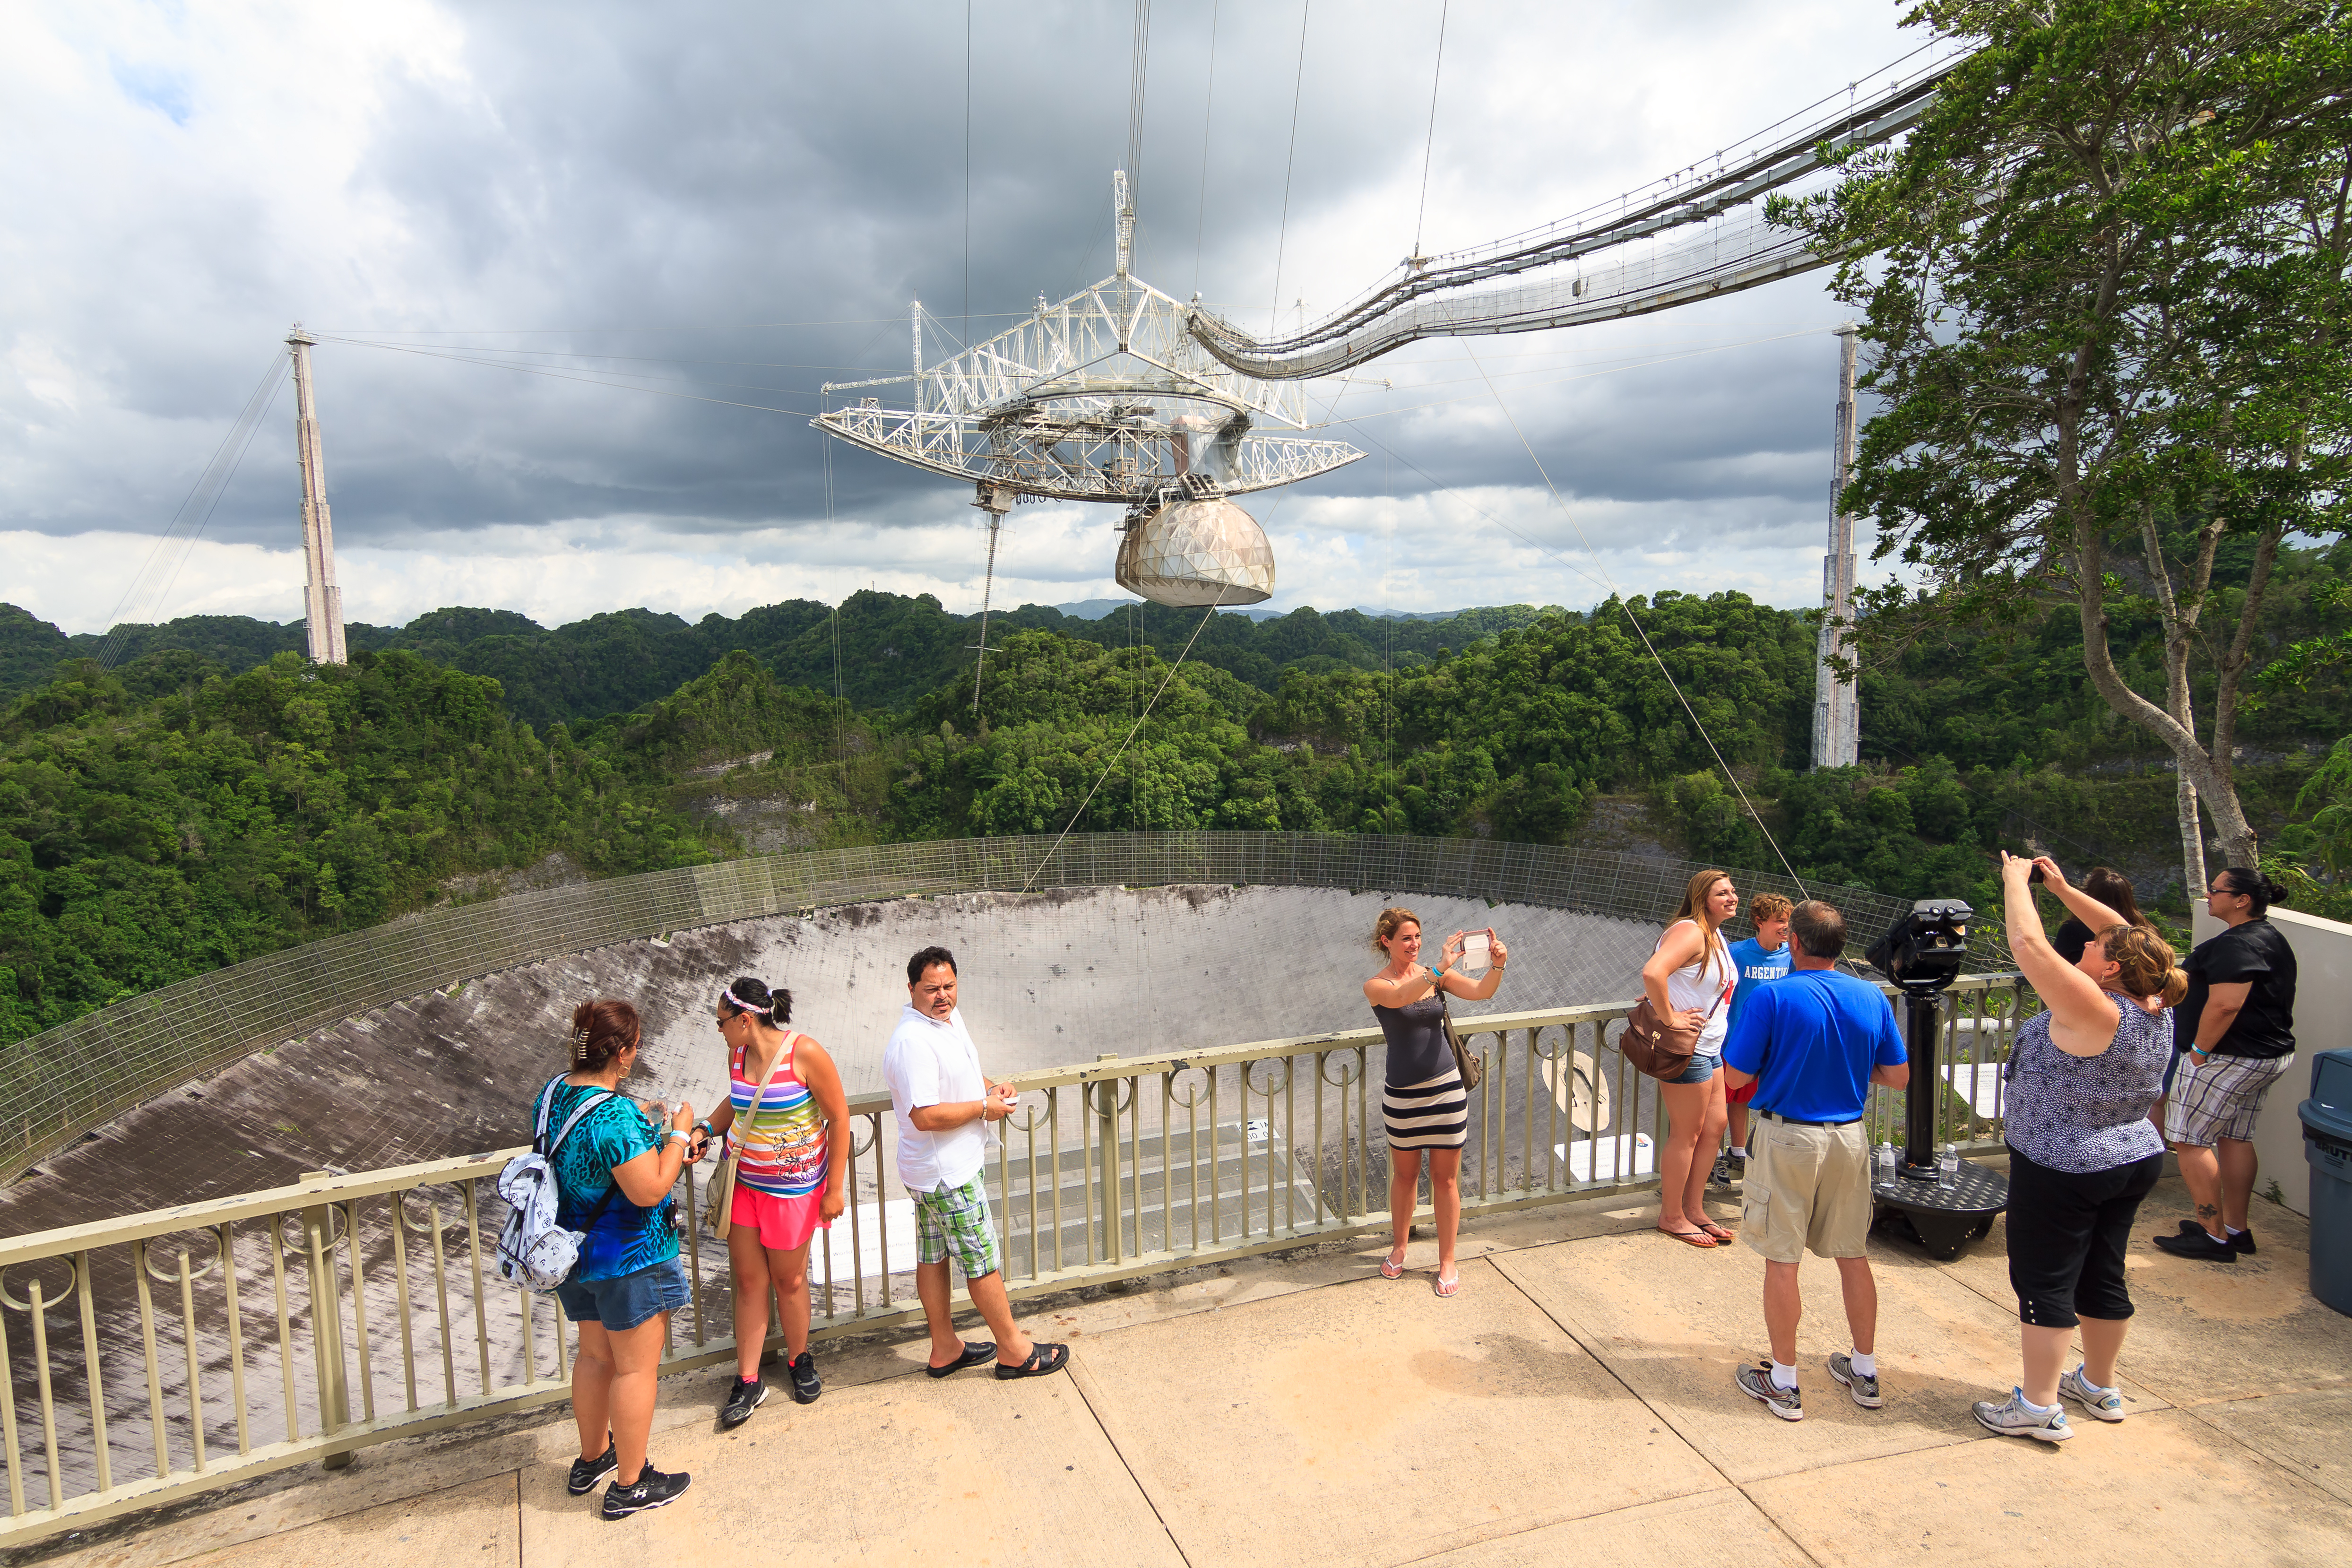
left=1811, top=323, right=1859, bottom=769
left=287, top=325, right=346, bottom=665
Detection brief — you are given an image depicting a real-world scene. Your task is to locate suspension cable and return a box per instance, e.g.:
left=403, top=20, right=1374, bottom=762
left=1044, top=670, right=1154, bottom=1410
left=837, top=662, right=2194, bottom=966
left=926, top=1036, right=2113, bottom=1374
left=1192, top=0, right=1219, bottom=299
left=1266, top=0, right=1312, bottom=335
left=1459, top=342, right=1814, bottom=898
left=1412, top=0, right=1449, bottom=260
left=1022, top=589, right=1228, bottom=893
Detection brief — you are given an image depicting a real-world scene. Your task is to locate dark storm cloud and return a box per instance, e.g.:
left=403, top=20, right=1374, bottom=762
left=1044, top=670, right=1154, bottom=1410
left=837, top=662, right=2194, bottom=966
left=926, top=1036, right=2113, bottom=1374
left=5, top=0, right=1915, bottom=621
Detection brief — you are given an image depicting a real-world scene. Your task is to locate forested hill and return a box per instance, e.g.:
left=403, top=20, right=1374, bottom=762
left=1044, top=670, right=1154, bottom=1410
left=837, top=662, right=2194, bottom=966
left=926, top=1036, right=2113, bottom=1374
left=0, top=597, right=1555, bottom=730
left=4, top=545, right=2346, bottom=1049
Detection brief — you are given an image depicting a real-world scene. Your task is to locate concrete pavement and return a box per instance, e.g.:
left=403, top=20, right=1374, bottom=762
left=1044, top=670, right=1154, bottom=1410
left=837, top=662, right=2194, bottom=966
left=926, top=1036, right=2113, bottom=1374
left=28, top=1172, right=2347, bottom=1568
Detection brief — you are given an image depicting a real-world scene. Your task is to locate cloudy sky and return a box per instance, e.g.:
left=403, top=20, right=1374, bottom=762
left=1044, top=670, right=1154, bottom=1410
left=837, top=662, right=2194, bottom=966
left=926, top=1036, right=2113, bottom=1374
left=3, top=0, right=1939, bottom=635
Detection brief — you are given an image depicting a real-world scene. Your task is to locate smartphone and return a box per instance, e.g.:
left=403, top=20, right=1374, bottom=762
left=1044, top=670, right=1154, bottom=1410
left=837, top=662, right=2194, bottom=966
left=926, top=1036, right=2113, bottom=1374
left=1460, top=929, right=1493, bottom=974
left=2026, top=865, right=2046, bottom=886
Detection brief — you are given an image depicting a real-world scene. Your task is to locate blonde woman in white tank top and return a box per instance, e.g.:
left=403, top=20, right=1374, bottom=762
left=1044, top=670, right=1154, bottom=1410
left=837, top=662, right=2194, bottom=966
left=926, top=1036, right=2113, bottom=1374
left=1640, top=869, right=1741, bottom=1247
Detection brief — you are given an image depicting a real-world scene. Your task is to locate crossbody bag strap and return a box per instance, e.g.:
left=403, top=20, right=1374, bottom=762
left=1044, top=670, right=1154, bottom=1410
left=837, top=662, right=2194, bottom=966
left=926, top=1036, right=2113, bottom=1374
left=732, top=1032, right=796, bottom=1140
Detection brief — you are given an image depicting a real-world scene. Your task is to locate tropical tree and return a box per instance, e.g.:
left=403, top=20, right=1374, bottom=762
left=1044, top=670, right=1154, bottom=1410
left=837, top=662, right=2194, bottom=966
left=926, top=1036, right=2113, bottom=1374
left=1777, top=0, right=2352, bottom=889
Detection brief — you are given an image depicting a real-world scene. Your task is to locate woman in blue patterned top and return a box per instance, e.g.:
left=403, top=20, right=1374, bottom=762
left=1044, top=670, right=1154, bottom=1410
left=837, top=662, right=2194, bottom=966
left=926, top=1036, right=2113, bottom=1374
left=542, top=998, right=698, bottom=1519
left=1970, top=854, right=2186, bottom=1445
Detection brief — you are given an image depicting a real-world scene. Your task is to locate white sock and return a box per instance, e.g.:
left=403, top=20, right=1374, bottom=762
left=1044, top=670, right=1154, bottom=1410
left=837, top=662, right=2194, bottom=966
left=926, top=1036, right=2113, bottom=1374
left=2073, top=1365, right=2113, bottom=1395
left=2226, top=1224, right=2247, bottom=1236
left=1770, top=1359, right=1799, bottom=1390
left=1847, top=1350, right=1876, bottom=1378
left=2018, top=1390, right=2059, bottom=1415
left=1730, top=1146, right=1747, bottom=1159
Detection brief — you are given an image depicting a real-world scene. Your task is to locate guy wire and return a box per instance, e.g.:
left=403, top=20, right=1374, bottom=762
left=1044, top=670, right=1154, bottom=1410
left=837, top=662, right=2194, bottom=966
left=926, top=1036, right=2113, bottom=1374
left=1459, top=342, right=1814, bottom=903
left=1023, top=589, right=1228, bottom=893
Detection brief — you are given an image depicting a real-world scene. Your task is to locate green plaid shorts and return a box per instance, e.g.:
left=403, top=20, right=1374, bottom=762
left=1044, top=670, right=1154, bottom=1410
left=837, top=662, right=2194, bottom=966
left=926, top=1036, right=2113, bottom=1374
left=912, top=1174, right=1003, bottom=1279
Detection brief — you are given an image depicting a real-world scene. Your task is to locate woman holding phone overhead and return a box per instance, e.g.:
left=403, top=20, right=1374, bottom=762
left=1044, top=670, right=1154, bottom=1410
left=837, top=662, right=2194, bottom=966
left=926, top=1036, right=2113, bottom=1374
left=697, top=977, right=849, bottom=1431
left=1642, top=869, right=1740, bottom=1247
left=1365, top=909, right=1508, bottom=1297
left=1969, top=853, right=2182, bottom=1442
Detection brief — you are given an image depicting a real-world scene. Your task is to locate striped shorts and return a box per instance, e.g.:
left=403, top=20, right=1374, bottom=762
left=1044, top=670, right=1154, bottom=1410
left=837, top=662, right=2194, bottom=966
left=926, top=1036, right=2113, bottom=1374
left=1384, top=1067, right=1468, bottom=1152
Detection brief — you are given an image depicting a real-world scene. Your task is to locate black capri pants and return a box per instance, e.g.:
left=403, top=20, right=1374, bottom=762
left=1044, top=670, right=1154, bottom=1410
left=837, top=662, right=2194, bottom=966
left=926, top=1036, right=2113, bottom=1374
left=2004, top=1145, right=2164, bottom=1328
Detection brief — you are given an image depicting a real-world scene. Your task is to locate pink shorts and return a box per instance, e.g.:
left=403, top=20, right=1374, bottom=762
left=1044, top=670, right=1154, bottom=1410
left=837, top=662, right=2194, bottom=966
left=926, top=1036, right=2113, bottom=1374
left=729, top=1183, right=830, bottom=1252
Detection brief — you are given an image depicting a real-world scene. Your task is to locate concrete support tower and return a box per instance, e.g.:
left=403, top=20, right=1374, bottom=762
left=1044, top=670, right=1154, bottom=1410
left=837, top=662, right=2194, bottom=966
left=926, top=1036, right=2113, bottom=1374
left=1811, top=323, right=1860, bottom=769
left=288, top=326, right=346, bottom=665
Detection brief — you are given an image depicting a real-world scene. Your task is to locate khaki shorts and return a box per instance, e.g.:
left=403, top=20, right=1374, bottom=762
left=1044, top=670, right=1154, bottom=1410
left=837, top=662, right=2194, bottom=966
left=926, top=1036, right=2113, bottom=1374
left=1742, top=1117, right=1872, bottom=1264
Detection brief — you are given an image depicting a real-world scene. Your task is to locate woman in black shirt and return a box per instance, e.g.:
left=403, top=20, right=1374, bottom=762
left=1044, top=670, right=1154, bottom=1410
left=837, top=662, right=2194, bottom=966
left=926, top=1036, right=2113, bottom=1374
left=2049, top=868, right=2150, bottom=964
left=2152, top=868, right=2297, bottom=1262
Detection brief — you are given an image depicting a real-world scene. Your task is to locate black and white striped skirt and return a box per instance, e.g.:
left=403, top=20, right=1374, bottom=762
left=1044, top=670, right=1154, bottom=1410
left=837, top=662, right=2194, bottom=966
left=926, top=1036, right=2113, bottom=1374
left=1383, top=1067, right=1468, bottom=1152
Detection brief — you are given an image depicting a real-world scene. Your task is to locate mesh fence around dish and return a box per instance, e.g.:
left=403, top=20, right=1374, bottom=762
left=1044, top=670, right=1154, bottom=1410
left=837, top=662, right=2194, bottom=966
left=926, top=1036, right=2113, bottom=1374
left=0, top=833, right=1971, bottom=1177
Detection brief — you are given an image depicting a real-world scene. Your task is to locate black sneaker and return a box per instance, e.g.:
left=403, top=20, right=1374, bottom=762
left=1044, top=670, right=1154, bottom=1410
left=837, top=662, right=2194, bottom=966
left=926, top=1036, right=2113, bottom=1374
left=1709, top=1155, right=1734, bottom=1187
left=718, top=1375, right=767, bottom=1429
left=786, top=1350, right=822, bottom=1404
left=2152, top=1227, right=2239, bottom=1262
left=601, top=1463, right=691, bottom=1520
left=566, top=1442, right=617, bottom=1496
left=2176, top=1220, right=2256, bottom=1255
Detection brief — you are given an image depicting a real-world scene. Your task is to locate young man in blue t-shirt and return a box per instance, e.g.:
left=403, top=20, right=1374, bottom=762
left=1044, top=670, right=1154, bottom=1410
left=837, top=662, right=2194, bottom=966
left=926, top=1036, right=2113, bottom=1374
left=1721, top=899, right=1908, bottom=1420
left=1712, top=893, right=1792, bottom=1186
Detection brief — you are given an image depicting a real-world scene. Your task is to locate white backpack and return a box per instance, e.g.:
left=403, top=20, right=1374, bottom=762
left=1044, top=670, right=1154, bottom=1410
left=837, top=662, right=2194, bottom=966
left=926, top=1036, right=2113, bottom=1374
left=496, top=1077, right=620, bottom=1293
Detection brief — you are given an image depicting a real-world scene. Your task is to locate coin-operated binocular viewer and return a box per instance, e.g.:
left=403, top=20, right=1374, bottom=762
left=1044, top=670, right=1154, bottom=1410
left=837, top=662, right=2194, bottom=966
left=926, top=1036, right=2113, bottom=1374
left=1864, top=899, right=2009, bottom=1260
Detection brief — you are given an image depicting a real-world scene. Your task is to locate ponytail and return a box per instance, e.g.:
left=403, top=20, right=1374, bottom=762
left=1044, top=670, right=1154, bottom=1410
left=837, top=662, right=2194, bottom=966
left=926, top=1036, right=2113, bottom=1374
left=2103, top=925, right=2186, bottom=1009
left=719, top=975, right=792, bottom=1026
left=2213, top=866, right=2289, bottom=918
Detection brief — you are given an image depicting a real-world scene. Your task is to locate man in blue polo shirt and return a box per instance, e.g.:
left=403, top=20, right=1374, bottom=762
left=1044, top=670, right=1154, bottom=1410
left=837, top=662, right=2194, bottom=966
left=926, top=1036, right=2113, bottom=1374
left=1721, top=900, right=1908, bottom=1423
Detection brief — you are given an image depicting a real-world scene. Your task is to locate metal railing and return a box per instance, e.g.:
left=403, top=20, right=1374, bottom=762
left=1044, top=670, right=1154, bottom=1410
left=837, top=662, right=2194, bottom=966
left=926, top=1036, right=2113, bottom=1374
left=1, top=832, right=1967, bottom=1180
left=0, top=974, right=2023, bottom=1549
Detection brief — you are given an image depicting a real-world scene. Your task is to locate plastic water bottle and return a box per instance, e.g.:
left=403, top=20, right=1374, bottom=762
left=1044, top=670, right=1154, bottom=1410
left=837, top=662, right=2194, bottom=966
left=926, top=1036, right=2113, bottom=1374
left=1874, top=1142, right=1895, bottom=1184
left=1938, top=1144, right=1961, bottom=1187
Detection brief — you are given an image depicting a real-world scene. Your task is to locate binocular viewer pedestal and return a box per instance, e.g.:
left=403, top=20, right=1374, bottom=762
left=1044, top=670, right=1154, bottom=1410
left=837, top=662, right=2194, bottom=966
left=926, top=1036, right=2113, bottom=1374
left=1869, top=987, right=2009, bottom=1261
left=1871, top=1161, right=2008, bottom=1260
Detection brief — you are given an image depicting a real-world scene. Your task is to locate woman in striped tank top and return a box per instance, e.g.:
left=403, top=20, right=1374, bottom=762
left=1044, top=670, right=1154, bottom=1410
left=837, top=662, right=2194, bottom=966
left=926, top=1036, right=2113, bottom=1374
left=700, top=976, right=848, bottom=1429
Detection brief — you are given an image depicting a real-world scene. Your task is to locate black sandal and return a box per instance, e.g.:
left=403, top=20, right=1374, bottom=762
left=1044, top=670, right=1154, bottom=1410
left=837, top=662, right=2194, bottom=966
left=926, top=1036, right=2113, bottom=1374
left=994, top=1342, right=1070, bottom=1379
left=925, top=1341, right=996, bottom=1378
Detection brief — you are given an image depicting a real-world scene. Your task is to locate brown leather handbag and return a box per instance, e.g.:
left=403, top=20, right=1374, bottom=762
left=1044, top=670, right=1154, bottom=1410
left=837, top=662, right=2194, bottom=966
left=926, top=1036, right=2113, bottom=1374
left=1621, top=940, right=1731, bottom=1083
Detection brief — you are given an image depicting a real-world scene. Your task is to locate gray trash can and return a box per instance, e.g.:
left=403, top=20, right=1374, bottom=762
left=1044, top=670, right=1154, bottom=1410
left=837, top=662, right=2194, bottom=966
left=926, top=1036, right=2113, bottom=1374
left=2300, top=1048, right=2352, bottom=1317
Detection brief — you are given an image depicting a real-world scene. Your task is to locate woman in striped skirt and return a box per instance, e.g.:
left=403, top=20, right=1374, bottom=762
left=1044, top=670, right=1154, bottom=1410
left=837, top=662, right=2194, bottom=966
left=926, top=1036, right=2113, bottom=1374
left=1365, top=908, right=1508, bottom=1296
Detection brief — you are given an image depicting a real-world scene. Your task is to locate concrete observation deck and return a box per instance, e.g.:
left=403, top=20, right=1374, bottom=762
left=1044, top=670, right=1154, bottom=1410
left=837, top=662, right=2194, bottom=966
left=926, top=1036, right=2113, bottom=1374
left=29, top=1167, right=2348, bottom=1568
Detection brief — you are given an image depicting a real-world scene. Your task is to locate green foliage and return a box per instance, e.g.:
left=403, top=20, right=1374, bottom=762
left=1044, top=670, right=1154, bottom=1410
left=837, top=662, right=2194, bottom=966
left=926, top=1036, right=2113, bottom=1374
left=2268, top=734, right=2352, bottom=921
left=1776, top=0, right=2352, bottom=865
left=0, top=649, right=717, bottom=1046
left=11, top=558, right=2351, bottom=1052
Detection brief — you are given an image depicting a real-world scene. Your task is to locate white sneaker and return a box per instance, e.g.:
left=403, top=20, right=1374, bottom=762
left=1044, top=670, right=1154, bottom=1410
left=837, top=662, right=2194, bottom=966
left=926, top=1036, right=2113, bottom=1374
left=2058, top=1367, right=2125, bottom=1422
left=1972, top=1387, right=2072, bottom=1442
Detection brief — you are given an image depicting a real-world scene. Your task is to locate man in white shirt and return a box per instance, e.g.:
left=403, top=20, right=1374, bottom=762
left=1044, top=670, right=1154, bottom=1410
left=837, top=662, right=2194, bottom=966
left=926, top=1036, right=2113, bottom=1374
left=882, top=946, right=1068, bottom=1380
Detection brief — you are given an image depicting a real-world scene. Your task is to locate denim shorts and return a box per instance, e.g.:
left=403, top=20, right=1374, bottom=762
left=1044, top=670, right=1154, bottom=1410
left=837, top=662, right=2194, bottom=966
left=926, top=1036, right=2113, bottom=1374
left=556, top=1257, right=690, bottom=1332
left=1667, top=1049, right=1721, bottom=1086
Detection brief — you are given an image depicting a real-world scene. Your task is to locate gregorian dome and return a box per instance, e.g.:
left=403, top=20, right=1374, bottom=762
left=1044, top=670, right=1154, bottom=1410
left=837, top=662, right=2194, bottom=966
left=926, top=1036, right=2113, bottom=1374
left=1114, top=496, right=1275, bottom=606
